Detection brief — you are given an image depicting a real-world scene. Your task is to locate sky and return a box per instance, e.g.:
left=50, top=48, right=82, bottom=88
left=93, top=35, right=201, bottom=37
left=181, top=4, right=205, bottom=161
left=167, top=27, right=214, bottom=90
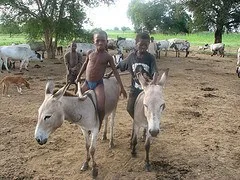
left=83, top=0, right=133, bottom=30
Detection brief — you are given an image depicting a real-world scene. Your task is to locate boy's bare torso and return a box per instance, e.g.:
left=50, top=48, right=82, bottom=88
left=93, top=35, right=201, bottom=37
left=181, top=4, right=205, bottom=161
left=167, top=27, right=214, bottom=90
left=86, top=51, right=111, bottom=81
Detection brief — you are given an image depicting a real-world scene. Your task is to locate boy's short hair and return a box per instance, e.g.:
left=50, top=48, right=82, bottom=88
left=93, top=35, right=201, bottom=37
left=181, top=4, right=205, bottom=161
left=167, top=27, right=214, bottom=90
left=93, top=30, right=108, bottom=39
left=135, top=32, right=150, bottom=43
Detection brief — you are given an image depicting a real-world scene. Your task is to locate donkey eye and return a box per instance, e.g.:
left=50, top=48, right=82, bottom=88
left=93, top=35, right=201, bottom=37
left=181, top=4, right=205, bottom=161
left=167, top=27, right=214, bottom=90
left=160, top=103, right=166, bottom=110
left=143, top=104, right=148, bottom=109
left=44, top=115, right=51, bottom=121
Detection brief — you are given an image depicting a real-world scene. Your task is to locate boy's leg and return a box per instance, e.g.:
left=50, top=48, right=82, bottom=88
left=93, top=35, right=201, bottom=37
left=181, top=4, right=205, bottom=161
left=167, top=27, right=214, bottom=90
left=127, top=89, right=142, bottom=119
left=81, top=81, right=89, bottom=94
left=95, top=84, right=105, bottom=129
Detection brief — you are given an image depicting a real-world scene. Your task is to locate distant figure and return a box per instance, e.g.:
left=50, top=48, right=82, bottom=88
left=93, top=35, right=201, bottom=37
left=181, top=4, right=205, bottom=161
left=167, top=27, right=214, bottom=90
left=148, top=37, right=158, bottom=58
left=64, top=42, right=83, bottom=93
left=56, top=46, right=63, bottom=55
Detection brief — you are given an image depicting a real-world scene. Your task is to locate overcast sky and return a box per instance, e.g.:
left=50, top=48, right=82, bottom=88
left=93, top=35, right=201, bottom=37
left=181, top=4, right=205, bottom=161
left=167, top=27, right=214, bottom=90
left=83, top=0, right=133, bottom=30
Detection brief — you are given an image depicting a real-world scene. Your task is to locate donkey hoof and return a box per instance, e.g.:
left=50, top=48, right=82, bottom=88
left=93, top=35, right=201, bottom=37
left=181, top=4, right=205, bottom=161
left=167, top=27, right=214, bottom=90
left=80, top=162, right=89, bottom=171
left=102, top=135, right=107, bottom=141
left=131, top=152, right=137, bottom=158
left=26, top=69, right=29, bottom=71
left=145, top=163, right=151, bottom=172
left=92, top=167, right=98, bottom=178
left=109, top=142, right=114, bottom=149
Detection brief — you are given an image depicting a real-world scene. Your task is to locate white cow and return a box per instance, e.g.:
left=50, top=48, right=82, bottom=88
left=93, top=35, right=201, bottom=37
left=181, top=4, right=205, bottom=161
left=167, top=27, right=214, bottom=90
left=156, top=40, right=170, bottom=57
left=76, top=43, right=96, bottom=56
left=12, top=43, right=31, bottom=49
left=169, top=40, right=190, bottom=57
left=203, top=43, right=225, bottom=57
left=237, top=47, right=240, bottom=66
left=0, top=46, right=42, bottom=72
left=116, top=39, right=135, bottom=53
left=112, top=53, right=123, bottom=65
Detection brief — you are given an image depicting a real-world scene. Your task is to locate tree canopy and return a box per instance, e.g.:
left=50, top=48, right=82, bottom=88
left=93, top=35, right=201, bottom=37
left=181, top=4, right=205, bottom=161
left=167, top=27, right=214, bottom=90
left=127, top=0, right=192, bottom=34
left=0, top=0, right=115, bottom=58
left=184, top=0, right=240, bottom=43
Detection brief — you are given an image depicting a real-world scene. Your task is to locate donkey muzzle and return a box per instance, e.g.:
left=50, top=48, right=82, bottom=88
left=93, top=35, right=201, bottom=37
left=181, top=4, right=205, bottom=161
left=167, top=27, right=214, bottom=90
left=149, top=129, right=159, bottom=137
left=35, top=137, right=47, bottom=145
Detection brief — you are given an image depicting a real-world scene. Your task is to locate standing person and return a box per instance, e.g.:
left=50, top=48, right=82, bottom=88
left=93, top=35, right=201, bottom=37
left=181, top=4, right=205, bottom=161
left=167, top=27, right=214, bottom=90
left=64, top=42, right=83, bottom=93
left=106, top=32, right=158, bottom=119
left=148, top=36, right=158, bottom=58
left=76, top=30, right=127, bottom=129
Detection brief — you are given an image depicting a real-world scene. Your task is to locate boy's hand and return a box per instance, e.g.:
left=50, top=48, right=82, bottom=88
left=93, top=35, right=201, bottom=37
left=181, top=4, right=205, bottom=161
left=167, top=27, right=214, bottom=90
left=104, top=71, right=113, bottom=79
left=120, top=88, right=127, bottom=99
left=75, top=76, right=82, bottom=83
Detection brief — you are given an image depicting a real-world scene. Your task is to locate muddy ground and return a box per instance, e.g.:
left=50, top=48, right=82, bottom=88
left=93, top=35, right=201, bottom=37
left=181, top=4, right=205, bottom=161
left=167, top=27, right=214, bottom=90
left=0, top=48, right=240, bottom=180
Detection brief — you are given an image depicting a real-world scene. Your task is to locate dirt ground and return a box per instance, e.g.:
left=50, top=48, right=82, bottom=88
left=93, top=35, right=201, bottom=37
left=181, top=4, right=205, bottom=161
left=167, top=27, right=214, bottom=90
left=0, top=49, right=240, bottom=180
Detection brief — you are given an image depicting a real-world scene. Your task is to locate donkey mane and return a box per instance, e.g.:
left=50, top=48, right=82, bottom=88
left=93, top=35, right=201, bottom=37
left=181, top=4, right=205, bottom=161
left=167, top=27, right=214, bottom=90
left=53, top=89, right=77, bottom=97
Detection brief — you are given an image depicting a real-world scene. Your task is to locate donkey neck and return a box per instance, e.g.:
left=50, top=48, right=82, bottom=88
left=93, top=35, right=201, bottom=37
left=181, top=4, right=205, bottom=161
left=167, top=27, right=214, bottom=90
left=60, top=94, right=97, bottom=124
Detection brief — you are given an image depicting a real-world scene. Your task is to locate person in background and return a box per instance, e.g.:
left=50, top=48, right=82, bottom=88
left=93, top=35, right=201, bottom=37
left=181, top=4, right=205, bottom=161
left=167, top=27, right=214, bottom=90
left=148, top=36, right=158, bottom=58
left=64, top=42, right=83, bottom=93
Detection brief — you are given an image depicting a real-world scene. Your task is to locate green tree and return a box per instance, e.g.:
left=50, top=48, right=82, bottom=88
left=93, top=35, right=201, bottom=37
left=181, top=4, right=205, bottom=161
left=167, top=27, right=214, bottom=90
left=0, top=19, right=21, bottom=37
left=0, top=0, right=115, bottom=58
left=121, top=26, right=128, bottom=33
left=185, top=0, right=240, bottom=43
left=127, top=0, right=191, bottom=34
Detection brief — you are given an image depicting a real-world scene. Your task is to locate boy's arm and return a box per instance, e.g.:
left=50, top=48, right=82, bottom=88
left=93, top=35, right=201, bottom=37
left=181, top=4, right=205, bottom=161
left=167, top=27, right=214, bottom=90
left=108, top=56, right=127, bottom=98
left=105, top=53, right=130, bottom=78
left=64, top=53, right=70, bottom=71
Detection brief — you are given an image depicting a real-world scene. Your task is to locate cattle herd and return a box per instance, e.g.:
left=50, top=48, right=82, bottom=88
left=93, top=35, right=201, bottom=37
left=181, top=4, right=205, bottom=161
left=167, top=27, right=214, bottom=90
left=1, top=38, right=238, bottom=73
left=0, top=37, right=240, bottom=179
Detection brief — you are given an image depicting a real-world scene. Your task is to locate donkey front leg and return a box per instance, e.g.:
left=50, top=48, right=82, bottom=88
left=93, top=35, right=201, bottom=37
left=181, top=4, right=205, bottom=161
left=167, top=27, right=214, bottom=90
left=144, top=136, right=151, bottom=171
left=80, top=129, right=91, bottom=171
left=131, top=124, right=139, bottom=157
left=90, top=129, right=99, bottom=178
left=102, top=116, right=108, bottom=141
left=109, top=109, right=116, bottom=148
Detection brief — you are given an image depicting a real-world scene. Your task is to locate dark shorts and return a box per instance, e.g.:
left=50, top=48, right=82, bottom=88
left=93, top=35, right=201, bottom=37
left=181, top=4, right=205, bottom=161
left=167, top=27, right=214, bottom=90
left=86, top=79, right=104, bottom=90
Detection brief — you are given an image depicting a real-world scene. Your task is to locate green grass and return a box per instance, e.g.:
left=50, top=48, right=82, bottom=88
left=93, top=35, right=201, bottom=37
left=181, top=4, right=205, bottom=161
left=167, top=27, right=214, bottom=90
left=0, top=34, right=28, bottom=46
left=107, top=31, right=240, bottom=49
left=0, top=32, right=239, bottom=49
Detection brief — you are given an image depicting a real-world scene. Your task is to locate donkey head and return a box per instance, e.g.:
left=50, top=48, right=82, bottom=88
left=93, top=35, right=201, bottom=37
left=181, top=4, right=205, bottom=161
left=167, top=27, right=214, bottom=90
left=137, top=68, right=169, bottom=137
left=35, top=81, right=70, bottom=145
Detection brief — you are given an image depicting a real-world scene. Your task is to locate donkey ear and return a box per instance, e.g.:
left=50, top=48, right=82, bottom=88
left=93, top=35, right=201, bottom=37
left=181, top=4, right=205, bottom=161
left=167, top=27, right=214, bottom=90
left=137, top=72, right=149, bottom=90
left=159, top=68, right=169, bottom=87
left=53, top=83, right=70, bottom=100
left=45, top=80, right=55, bottom=95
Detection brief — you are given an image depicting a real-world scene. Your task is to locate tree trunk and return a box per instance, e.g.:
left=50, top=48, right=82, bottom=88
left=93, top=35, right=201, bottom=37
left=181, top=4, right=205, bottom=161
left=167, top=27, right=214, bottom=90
left=44, top=29, right=56, bottom=59
left=214, top=27, right=223, bottom=43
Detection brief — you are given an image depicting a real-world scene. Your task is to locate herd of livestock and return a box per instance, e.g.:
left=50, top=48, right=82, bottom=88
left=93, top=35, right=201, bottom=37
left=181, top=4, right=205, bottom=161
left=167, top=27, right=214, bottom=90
left=0, top=36, right=235, bottom=73
left=1, top=36, right=239, bottom=179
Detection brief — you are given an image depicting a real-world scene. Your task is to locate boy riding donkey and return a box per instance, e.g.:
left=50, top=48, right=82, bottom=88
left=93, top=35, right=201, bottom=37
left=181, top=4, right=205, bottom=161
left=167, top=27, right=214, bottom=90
left=76, top=30, right=127, bottom=129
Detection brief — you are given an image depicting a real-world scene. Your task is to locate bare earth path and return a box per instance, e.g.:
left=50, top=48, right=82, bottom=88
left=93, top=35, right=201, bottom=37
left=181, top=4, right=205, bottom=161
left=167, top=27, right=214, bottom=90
left=0, top=51, right=240, bottom=180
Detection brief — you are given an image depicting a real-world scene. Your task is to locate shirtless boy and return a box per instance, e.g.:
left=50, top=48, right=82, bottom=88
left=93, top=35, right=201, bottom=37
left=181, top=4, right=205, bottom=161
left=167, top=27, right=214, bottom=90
left=76, top=30, right=127, bottom=128
left=64, top=42, right=83, bottom=92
